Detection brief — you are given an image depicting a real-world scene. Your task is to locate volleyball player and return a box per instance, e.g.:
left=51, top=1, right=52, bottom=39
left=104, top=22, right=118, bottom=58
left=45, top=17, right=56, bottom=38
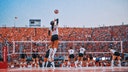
left=42, top=45, right=53, bottom=68
left=48, top=18, right=59, bottom=68
left=38, top=54, right=43, bottom=68
left=32, top=48, right=39, bottom=68
left=109, top=47, right=121, bottom=67
left=82, top=57, right=88, bottom=67
left=20, top=49, right=27, bottom=68
left=87, top=54, right=95, bottom=67
left=67, top=47, right=75, bottom=67
left=75, top=46, right=86, bottom=68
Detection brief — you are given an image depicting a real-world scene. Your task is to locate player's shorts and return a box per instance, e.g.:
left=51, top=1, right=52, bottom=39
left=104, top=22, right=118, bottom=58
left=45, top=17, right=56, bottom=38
left=21, top=56, right=26, bottom=59
left=79, top=53, right=84, bottom=57
left=20, top=54, right=26, bottom=59
left=32, top=54, right=37, bottom=59
left=45, top=54, right=49, bottom=58
left=89, top=56, right=93, bottom=60
left=114, top=52, right=120, bottom=56
left=51, top=34, right=58, bottom=41
left=65, top=60, right=68, bottom=61
left=69, top=54, right=74, bottom=59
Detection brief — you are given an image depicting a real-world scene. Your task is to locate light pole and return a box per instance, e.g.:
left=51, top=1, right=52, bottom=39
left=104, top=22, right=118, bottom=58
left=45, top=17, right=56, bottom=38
left=14, top=17, right=18, bottom=27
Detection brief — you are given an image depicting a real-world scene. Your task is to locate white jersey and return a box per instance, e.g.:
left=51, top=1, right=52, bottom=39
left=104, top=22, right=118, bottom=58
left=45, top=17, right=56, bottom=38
left=49, top=24, right=58, bottom=35
left=110, top=49, right=116, bottom=54
left=68, top=49, right=74, bottom=55
left=79, top=47, right=85, bottom=54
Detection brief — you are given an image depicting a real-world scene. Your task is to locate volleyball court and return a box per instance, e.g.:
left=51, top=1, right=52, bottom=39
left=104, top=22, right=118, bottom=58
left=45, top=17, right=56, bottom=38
left=0, top=67, right=127, bottom=72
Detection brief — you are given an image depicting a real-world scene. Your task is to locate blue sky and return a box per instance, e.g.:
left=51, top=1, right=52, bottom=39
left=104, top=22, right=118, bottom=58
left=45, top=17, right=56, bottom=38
left=0, top=0, right=128, bottom=28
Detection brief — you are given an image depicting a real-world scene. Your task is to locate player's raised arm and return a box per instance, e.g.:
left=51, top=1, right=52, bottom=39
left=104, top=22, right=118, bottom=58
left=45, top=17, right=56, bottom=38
left=56, top=18, right=59, bottom=25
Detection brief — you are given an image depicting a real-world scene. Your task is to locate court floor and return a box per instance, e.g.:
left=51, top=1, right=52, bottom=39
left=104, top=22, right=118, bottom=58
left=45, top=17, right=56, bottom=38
left=0, top=67, right=128, bottom=72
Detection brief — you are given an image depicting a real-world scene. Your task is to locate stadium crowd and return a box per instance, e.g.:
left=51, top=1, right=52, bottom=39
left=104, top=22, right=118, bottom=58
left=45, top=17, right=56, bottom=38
left=0, top=25, right=128, bottom=68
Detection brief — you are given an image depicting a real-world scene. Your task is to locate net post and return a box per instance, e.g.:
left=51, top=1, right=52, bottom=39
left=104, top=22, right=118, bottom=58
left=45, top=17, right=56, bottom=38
left=0, top=46, right=8, bottom=69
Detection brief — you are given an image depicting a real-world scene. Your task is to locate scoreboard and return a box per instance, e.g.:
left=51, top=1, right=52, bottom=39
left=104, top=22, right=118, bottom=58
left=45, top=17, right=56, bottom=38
left=29, top=19, right=41, bottom=27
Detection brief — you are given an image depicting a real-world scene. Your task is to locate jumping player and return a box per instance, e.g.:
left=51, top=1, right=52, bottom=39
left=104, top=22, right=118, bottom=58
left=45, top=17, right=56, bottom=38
left=109, top=47, right=121, bottom=67
left=48, top=18, right=59, bottom=68
left=75, top=46, right=86, bottom=68
left=67, top=47, right=75, bottom=67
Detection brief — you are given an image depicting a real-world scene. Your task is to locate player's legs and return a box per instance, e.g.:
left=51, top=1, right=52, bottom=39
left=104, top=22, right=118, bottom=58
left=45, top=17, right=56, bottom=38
left=74, top=56, right=78, bottom=68
left=23, top=58, right=27, bottom=68
left=32, top=58, right=36, bottom=67
left=51, top=40, right=58, bottom=69
left=67, top=57, right=71, bottom=67
left=42, top=58, right=47, bottom=68
left=35, top=58, right=39, bottom=68
left=78, top=53, right=84, bottom=67
left=20, top=58, right=23, bottom=68
left=117, top=56, right=121, bottom=67
left=78, top=56, right=81, bottom=61
left=51, top=40, right=58, bottom=59
left=111, top=55, right=116, bottom=67
left=20, top=58, right=26, bottom=68
left=47, top=47, right=55, bottom=68
left=80, top=57, right=83, bottom=67
left=75, top=56, right=81, bottom=68
left=54, top=40, right=59, bottom=48
left=68, top=54, right=75, bottom=67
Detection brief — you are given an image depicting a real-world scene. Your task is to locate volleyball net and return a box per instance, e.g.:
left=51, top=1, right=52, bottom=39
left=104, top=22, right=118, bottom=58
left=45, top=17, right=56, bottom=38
left=0, top=41, right=124, bottom=68
left=9, top=41, right=123, bottom=58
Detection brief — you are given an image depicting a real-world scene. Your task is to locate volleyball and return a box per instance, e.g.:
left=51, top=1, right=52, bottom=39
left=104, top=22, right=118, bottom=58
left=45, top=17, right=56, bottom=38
left=54, top=9, right=59, bottom=14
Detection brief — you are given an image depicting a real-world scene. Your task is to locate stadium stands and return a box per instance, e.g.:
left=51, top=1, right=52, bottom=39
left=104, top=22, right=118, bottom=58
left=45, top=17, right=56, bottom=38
left=0, top=25, right=128, bottom=67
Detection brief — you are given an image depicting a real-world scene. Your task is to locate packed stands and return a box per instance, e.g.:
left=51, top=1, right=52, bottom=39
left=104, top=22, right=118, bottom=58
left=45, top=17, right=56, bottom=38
left=0, top=25, right=128, bottom=67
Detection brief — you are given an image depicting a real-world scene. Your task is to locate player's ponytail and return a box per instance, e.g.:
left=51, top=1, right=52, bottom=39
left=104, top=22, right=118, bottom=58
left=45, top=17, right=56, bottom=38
left=48, top=30, right=50, bottom=36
